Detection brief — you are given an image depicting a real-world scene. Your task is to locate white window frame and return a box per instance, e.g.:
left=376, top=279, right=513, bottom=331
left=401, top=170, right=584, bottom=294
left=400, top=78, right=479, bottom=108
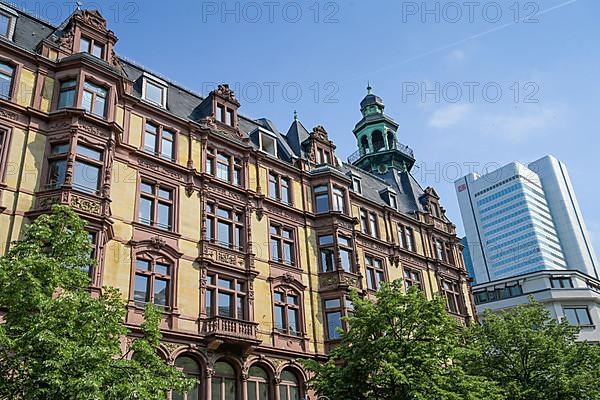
left=0, top=5, right=17, bottom=41
left=258, top=128, right=278, bottom=157
left=141, top=73, right=168, bottom=108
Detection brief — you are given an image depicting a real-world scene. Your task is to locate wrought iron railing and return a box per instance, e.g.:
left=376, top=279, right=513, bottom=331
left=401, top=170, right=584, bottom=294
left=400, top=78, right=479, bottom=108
left=347, top=140, right=414, bottom=164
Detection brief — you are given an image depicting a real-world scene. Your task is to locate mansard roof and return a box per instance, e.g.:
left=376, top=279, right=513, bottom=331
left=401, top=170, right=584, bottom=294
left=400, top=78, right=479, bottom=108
left=1, top=2, right=443, bottom=218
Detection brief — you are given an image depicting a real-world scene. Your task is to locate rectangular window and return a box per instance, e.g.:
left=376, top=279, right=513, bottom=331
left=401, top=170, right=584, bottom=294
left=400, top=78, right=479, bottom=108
left=435, top=239, right=444, bottom=261
left=563, top=307, right=592, bottom=326
left=260, top=133, right=277, bottom=156
left=0, top=62, right=13, bottom=100
left=403, top=268, right=422, bottom=290
left=318, top=235, right=335, bottom=273
left=58, top=79, right=77, bottom=109
left=314, top=185, right=329, bottom=214
left=269, top=172, right=291, bottom=205
left=79, top=36, right=104, bottom=58
left=442, top=280, right=462, bottom=314
left=0, top=13, right=10, bottom=38
left=274, top=289, right=301, bottom=335
left=332, top=187, right=345, bottom=213
left=206, top=203, right=244, bottom=251
left=206, top=149, right=243, bottom=186
left=46, top=143, right=69, bottom=189
left=405, top=227, right=414, bottom=252
left=72, top=144, right=102, bottom=193
left=205, top=273, right=246, bottom=319
left=324, top=298, right=342, bottom=340
left=144, top=79, right=166, bottom=107
left=270, top=224, right=295, bottom=266
left=133, top=258, right=171, bottom=308
left=396, top=224, right=405, bottom=248
left=389, top=194, right=397, bottom=209
left=318, top=234, right=354, bottom=273
left=551, top=277, right=574, bottom=289
left=368, top=212, right=379, bottom=238
left=81, top=81, right=107, bottom=117
left=352, top=177, right=362, bottom=194
left=138, top=181, right=173, bottom=230
left=143, top=122, right=175, bottom=161
left=365, top=255, right=385, bottom=290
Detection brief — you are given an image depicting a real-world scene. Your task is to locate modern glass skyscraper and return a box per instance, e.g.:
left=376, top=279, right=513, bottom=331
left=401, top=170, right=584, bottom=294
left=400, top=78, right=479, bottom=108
left=455, top=156, right=598, bottom=284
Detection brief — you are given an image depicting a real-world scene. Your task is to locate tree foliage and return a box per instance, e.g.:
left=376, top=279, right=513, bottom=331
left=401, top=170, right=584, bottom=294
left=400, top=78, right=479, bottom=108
left=0, top=205, right=191, bottom=399
left=462, top=300, right=600, bottom=400
left=304, top=280, right=501, bottom=400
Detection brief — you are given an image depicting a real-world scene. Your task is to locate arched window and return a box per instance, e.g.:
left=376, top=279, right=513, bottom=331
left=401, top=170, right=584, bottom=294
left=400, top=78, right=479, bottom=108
left=372, top=130, right=384, bottom=152
left=360, top=136, right=370, bottom=154
left=213, top=361, right=237, bottom=400
left=247, top=365, right=270, bottom=400
left=173, top=356, right=201, bottom=400
left=279, top=370, right=301, bottom=400
left=387, top=131, right=395, bottom=149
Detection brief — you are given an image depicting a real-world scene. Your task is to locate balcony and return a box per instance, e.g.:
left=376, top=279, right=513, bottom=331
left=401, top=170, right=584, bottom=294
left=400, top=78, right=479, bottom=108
left=348, top=140, right=415, bottom=164
left=202, top=316, right=260, bottom=351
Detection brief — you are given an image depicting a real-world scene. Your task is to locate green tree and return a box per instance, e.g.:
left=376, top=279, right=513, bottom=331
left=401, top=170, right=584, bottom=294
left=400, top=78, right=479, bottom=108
left=304, top=280, right=501, bottom=400
left=0, top=205, right=191, bottom=399
left=461, top=300, right=600, bottom=400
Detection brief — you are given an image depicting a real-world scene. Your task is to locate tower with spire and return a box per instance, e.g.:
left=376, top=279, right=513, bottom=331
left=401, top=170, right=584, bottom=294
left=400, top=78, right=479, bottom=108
left=349, top=85, right=415, bottom=175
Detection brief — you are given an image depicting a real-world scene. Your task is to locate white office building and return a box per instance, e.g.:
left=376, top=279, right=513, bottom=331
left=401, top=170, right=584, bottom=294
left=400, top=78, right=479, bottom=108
left=455, top=155, right=598, bottom=284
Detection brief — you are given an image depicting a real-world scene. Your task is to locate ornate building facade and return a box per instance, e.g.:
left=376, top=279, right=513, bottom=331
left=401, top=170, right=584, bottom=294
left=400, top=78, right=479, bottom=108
left=0, top=5, right=475, bottom=400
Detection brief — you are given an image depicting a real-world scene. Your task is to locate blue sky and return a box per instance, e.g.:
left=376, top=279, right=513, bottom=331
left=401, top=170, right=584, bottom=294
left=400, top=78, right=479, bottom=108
left=34, top=0, right=599, bottom=253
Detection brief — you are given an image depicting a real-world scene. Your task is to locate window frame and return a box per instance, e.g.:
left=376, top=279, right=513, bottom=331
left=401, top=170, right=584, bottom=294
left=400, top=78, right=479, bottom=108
left=72, top=143, right=103, bottom=194
left=205, top=202, right=245, bottom=251
left=138, top=180, right=175, bottom=231
left=132, top=256, right=172, bottom=309
left=441, top=279, right=463, bottom=315
left=318, top=233, right=355, bottom=274
left=78, top=35, right=105, bottom=58
left=0, top=7, right=17, bottom=41
left=313, top=184, right=347, bottom=215
left=205, top=147, right=243, bottom=186
left=142, top=74, right=168, bottom=108
left=269, top=223, right=296, bottom=266
left=273, top=287, right=302, bottom=336
left=365, top=254, right=386, bottom=291
left=403, top=268, right=422, bottom=291
left=81, top=80, right=108, bottom=118
left=205, top=272, right=247, bottom=320
left=563, top=306, right=593, bottom=326
left=142, top=120, right=176, bottom=162
left=323, top=296, right=354, bottom=340
left=57, top=78, right=77, bottom=110
left=268, top=171, right=292, bottom=205
left=0, top=60, right=15, bottom=100
left=551, top=277, right=574, bottom=289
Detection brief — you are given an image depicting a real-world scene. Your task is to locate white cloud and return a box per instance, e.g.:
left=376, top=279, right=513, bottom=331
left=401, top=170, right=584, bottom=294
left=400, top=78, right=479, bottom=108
left=446, top=49, right=466, bottom=63
left=427, top=104, right=472, bottom=129
left=479, top=107, right=562, bottom=142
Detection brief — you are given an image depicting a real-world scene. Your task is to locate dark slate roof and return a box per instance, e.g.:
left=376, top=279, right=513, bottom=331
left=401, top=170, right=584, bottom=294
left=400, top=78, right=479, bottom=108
left=285, top=119, right=311, bottom=157
left=341, top=163, right=425, bottom=216
left=360, top=93, right=384, bottom=110
left=1, top=2, right=435, bottom=216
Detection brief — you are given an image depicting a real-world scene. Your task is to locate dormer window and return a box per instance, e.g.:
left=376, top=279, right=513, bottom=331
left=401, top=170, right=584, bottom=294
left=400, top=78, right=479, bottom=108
left=352, top=176, right=362, bottom=194
left=316, top=148, right=331, bottom=164
left=389, top=193, right=397, bottom=209
left=216, top=102, right=236, bottom=127
left=79, top=36, right=104, bottom=58
left=259, top=132, right=277, bottom=157
left=142, top=74, right=168, bottom=108
left=0, top=6, right=17, bottom=40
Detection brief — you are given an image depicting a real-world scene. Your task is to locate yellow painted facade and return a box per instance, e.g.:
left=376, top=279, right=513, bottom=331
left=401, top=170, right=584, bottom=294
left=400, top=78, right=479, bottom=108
left=0, top=6, right=476, bottom=399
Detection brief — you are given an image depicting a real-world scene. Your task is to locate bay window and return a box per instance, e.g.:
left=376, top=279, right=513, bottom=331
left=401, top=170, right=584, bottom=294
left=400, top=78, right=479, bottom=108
left=46, top=143, right=103, bottom=194
left=81, top=81, right=107, bottom=118
left=323, top=297, right=353, bottom=340
left=57, top=79, right=76, bottom=109
left=318, top=234, right=354, bottom=273
left=313, top=184, right=346, bottom=214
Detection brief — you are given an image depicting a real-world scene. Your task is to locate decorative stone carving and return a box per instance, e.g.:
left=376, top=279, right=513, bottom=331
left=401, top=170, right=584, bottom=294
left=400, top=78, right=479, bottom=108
left=79, top=122, right=110, bottom=138
left=213, top=84, right=239, bottom=105
left=70, top=194, right=101, bottom=215
left=81, top=10, right=108, bottom=32
left=150, top=236, right=166, bottom=250
left=138, top=159, right=183, bottom=180
left=0, top=108, right=18, bottom=121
